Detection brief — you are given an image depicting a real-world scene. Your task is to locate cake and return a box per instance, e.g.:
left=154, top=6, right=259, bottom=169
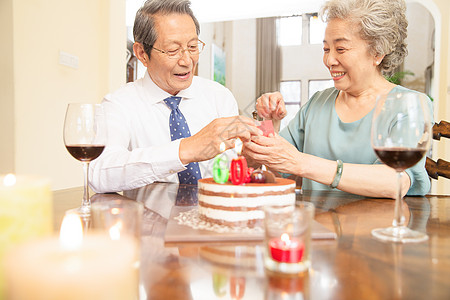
left=199, top=246, right=264, bottom=298
left=197, top=177, right=296, bottom=227
left=199, top=245, right=261, bottom=271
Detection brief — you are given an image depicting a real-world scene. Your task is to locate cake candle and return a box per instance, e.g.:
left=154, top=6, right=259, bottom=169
left=230, top=138, right=248, bottom=185
left=269, top=233, right=304, bottom=263
left=213, top=142, right=229, bottom=184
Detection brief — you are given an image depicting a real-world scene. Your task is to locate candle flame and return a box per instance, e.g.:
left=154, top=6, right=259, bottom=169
left=219, top=142, right=226, bottom=153
left=59, top=213, right=83, bottom=251
left=234, top=138, right=243, bottom=155
left=109, top=220, right=123, bottom=240
left=281, top=233, right=291, bottom=243
left=3, top=174, right=16, bottom=186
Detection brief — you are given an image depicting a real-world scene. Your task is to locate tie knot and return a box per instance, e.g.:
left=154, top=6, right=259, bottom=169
left=163, top=96, right=182, bottom=111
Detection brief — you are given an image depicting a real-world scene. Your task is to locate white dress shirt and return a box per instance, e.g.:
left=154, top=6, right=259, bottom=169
left=89, top=72, right=239, bottom=193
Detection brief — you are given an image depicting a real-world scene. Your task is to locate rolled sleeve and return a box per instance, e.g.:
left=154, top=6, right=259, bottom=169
left=90, top=139, right=186, bottom=193
left=405, top=156, right=431, bottom=196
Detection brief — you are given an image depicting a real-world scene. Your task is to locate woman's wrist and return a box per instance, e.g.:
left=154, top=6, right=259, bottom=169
left=292, top=152, right=306, bottom=177
left=330, top=160, right=344, bottom=189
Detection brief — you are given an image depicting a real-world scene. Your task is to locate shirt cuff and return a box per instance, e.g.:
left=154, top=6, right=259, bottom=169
left=151, top=139, right=186, bottom=178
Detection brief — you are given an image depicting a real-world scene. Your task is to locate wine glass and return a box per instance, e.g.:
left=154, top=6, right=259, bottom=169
left=371, top=91, right=432, bottom=243
left=64, top=103, right=106, bottom=217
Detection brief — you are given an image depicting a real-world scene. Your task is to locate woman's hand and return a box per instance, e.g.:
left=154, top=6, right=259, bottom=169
left=243, top=133, right=303, bottom=175
left=180, top=116, right=262, bottom=164
left=255, top=92, right=287, bottom=132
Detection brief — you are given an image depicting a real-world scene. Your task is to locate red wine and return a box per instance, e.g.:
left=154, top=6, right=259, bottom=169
left=374, top=147, right=425, bottom=171
left=66, top=144, right=105, bottom=162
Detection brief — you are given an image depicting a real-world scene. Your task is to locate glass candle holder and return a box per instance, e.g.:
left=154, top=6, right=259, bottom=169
left=90, top=199, right=143, bottom=254
left=263, top=201, right=315, bottom=274
left=91, top=199, right=144, bottom=299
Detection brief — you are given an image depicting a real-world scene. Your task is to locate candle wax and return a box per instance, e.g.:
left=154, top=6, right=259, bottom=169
left=4, top=235, right=138, bottom=300
left=0, top=175, right=52, bottom=297
left=269, top=237, right=304, bottom=263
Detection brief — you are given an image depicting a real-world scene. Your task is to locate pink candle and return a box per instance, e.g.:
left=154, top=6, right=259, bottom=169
left=269, top=233, right=304, bottom=263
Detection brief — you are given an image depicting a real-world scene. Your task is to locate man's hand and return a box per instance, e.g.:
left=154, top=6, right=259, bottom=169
left=179, top=116, right=262, bottom=164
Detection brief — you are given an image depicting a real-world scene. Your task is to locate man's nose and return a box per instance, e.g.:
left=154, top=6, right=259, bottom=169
left=178, top=49, right=192, bottom=65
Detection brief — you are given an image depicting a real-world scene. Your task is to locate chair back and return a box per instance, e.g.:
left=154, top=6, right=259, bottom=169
left=425, top=120, right=450, bottom=179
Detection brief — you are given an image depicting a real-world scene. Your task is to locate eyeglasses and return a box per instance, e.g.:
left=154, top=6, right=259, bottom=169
left=149, top=40, right=205, bottom=59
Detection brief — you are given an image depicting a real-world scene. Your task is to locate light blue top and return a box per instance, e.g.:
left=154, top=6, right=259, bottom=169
left=279, top=85, right=432, bottom=195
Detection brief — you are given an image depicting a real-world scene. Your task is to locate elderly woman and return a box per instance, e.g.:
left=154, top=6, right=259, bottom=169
left=245, top=0, right=432, bottom=198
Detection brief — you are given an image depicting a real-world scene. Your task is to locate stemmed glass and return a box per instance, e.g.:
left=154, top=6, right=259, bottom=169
left=371, top=91, right=432, bottom=243
left=64, top=103, right=106, bottom=217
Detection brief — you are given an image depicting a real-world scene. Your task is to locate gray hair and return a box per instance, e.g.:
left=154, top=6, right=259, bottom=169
left=133, top=0, right=200, bottom=57
left=320, top=0, right=408, bottom=75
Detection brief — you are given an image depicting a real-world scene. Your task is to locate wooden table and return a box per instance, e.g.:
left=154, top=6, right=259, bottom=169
left=53, top=183, right=450, bottom=300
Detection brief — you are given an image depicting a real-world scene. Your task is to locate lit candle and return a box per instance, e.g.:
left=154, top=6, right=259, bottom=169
left=0, top=174, right=52, bottom=297
left=4, top=213, right=138, bottom=300
left=213, top=142, right=229, bottom=184
left=230, top=138, right=248, bottom=185
left=269, top=233, right=304, bottom=263
left=109, top=219, right=124, bottom=240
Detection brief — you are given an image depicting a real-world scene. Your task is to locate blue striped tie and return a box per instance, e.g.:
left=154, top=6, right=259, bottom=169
left=164, top=96, right=202, bottom=185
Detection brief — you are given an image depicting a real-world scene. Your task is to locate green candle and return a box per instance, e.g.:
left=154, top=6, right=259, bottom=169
left=0, top=174, right=53, bottom=298
left=213, top=142, right=229, bottom=184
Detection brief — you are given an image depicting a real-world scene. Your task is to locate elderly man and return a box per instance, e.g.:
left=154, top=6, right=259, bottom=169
left=90, top=0, right=260, bottom=193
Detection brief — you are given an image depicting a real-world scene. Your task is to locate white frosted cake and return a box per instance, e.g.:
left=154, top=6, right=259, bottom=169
left=197, top=178, right=296, bottom=227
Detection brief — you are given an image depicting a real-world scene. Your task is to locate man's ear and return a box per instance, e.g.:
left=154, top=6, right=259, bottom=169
left=133, top=42, right=150, bottom=67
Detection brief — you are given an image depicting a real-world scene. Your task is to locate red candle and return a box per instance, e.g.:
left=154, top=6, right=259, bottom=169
left=269, top=233, right=304, bottom=263
left=230, top=138, right=249, bottom=185
left=230, top=156, right=248, bottom=185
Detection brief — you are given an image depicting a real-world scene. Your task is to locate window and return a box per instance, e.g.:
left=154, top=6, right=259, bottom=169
left=309, top=14, right=327, bottom=45
left=280, top=81, right=301, bottom=129
left=308, top=80, right=334, bottom=99
left=278, top=16, right=302, bottom=46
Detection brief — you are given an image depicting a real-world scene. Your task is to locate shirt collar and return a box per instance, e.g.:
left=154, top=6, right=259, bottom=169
left=142, top=71, right=196, bottom=104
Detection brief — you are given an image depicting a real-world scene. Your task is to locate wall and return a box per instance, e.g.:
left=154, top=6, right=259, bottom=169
left=404, top=3, right=435, bottom=93
left=198, top=22, right=227, bottom=81
left=198, top=20, right=257, bottom=116
left=2, top=0, right=126, bottom=190
left=0, top=0, right=15, bottom=174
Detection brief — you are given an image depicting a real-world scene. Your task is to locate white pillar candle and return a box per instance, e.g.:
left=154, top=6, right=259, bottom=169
left=4, top=214, right=138, bottom=300
left=0, top=174, right=53, bottom=296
